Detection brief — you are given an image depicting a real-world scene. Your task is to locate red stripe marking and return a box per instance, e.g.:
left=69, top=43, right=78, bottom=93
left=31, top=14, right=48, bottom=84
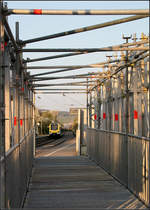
left=115, top=114, right=118, bottom=121
left=20, top=119, right=23, bottom=126
left=14, top=116, right=17, bottom=126
left=103, top=113, right=106, bottom=119
left=94, top=114, right=97, bottom=120
left=134, top=110, right=138, bottom=119
left=34, top=9, right=42, bottom=14
left=1, top=43, right=4, bottom=51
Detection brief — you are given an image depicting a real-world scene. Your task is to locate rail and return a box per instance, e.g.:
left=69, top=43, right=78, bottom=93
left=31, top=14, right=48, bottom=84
left=87, top=128, right=150, bottom=207
left=0, top=127, right=35, bottom=208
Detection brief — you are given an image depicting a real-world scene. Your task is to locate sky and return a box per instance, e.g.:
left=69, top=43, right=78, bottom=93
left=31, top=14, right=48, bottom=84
left=5, top=1, right=149, bottom=111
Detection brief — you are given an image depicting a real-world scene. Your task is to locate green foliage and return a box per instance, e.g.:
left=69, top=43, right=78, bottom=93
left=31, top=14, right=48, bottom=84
left=37, top=111, right=53, bottom=135
left=72, top=120, right=78, bottom=132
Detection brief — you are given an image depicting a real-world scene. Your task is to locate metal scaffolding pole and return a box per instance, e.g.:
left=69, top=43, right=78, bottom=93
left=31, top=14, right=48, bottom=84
left=0, top=1, right=6, bottom=207
left=30, top=70, right=99, bottom=77
left=28, top=59, right=121, bottom=77
left=123, top=35, right=132, bottom=187
left=29, top=67, right=86, bottom=77
left=4, top=9, right=149, bottom=16
left=34, top=88, right=86, bottom=91
left=30, top=72, right=99, bottom=79
left=20, top=15, right=148, bottom=45
left=89, top=51, right=149, bottom=91
left=86, top=78, right=89, bottom=128
left=33, top=84, right=93, bottom=87
left=23, top=40, right=148, bottom=63
left=3, top=16, right=18, bottom=51
left=27, top=64, right=118, bottom=69
left=35, top=91, right=86, bottom=94
left=30, top=76, right=108, bottom=82
left=22, top=46, right=148, bottom=53
left=149, top=56, right=150, bottom=139
left=24, top=52, right=84, bottom=63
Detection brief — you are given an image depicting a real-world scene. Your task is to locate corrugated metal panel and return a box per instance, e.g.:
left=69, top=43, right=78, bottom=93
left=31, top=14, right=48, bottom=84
left=5, top=132, right=34, bottom=208
left=87, top=128, right=150, bottom=207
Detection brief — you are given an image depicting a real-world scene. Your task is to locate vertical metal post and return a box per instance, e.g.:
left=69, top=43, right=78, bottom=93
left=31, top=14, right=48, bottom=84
left=4, top=36, right=10, bottom=152
left=0, top=0, right=6, bottom=207
left=33, top=92, right=35, bottom=156
left=15, top=20, right=22, bottom=203
left=149, top=49, right=150, bottom=139
left=0, top=0, right=4, bottom=155
left=148, top=38, right=150, bottom=207
left=123, top=34, right=132, bottom=187
left=86, top=78, right=88, bottom=128
left=97, top=85, right=100, bottom=129
left=123, top=35, right=131, bottom=134
left=89, top=92, right=92, bottom=128
left=16, top=22, right=20, bottom=143
left=41, top=117, right=43, bottom=135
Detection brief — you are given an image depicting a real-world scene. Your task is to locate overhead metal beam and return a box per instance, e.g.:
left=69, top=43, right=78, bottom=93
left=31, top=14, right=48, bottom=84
left=33, top=80, right=96, bottom=85
left=30, top=75, right=108, bottom=82
left=20, top=15, right=149, bottom=45
left=33, top=84, right=90, bottom=87
left=30, top=69, right=99, bottom=77
left=34, top=88, right=86, bottom=91
left=22, top=46, right=149, bottom=53
left=23, top=52, right=85, bottom=63
left=35, top=91, right=86, bottom=94
left=24, top=39, right=149, bottom=63
left=27, top=64, right=118, bottom=70
left=31, top=75, right=106, bottom=79
left=90, top=51, right=149, bottom=91
left=28, top=59, right=120, bottom=77
left=4, top=9, right=149, bottom=16
left=3, top=16, right=18, bottom=51
left=33, top=80, right=95, bottom=87
left=30, top=72, right=99, bottom=79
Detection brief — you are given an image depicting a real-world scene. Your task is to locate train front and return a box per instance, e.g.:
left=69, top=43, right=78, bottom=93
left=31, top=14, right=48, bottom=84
left=49, top=122, right=61, bottom=136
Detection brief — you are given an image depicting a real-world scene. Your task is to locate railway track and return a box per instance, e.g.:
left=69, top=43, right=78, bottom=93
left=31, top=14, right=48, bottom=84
left=35, top=131, right=75, bottom=157
left=36, top=134, right=64, bottom=147
left=36, top=131, right=73, bottom=147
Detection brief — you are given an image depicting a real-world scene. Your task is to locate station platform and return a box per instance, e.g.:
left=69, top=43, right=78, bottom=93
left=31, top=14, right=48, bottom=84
left=24, top=137, right=147, bottom=209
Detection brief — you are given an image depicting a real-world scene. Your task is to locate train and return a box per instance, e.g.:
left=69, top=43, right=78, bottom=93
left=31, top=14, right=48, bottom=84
left=49, top=122, right=62, bottom=136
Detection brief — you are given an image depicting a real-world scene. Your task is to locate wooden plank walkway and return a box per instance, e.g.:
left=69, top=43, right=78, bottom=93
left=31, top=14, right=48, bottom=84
left=24, top=137, right=147, bottom=209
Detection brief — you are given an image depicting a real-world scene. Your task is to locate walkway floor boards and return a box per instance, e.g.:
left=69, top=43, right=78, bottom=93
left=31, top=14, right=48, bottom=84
left=24, top=138, right=147, bottom=209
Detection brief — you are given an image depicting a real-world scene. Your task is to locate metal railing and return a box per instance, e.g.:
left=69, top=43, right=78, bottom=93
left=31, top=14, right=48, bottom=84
left=1, top=128, right=34, bottom=208
left=87, top=128, right=150, bottom=207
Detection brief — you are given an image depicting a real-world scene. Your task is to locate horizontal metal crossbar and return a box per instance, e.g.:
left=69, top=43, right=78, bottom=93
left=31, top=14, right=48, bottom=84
left=90, top=51, right=149, bottom=91
left=35, top=91, right=86, bottom=94
left=22, top=46, right=149, bottom=53
left=28, top=59, right=120, bottom=77
left=33, top=83, right=93, bottom=87
left=30, top=76, right=108, bottom=82
left=4, top=9, right=149, bottom=16
left=23, top=52, right=84, bottom=63
left=27, top=65, right=112, bottom=69
left=21, top=15, right=149, bottom=45
left=34, top=88, right=86, bottom=91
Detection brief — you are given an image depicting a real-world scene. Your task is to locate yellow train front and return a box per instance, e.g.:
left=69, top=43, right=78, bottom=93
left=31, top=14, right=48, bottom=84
left=49, top=122, right=61, bottom=136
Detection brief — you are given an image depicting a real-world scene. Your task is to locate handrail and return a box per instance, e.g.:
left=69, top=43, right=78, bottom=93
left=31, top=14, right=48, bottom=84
left=87, top=127, right=150, bottom=141
left=2, top=127, right=35, bottom=159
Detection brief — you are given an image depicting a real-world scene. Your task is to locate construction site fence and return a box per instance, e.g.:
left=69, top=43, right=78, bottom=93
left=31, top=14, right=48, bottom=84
left=87, top=128, right=150, bottom=207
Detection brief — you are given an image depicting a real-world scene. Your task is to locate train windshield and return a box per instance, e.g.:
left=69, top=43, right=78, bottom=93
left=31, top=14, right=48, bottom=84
left=51, top=124, right=58, bottom=130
